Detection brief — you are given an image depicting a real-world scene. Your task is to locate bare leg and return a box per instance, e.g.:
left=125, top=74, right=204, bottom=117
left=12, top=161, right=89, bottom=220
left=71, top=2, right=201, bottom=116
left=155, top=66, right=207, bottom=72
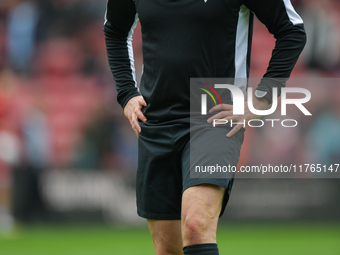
left=181, top=184, right=225, bottom=247
left=147, top=219, right=183, bottom=255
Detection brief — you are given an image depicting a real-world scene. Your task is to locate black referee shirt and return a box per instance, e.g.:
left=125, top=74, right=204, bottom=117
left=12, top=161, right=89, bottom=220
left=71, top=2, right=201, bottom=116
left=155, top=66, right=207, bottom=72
left=104, top=0, right=306, bottom=123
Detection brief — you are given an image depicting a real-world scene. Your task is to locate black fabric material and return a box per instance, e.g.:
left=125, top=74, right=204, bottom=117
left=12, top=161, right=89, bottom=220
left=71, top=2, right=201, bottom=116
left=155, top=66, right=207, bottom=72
left=136, top=123, right=243, bottom=220
left=104, top=0, right=306, bottom=116
left=183, top=243, right=219, bottom=255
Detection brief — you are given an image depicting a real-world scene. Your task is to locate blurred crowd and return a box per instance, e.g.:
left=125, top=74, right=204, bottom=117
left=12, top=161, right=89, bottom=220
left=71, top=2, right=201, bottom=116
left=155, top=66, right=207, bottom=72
left=243, top=0, right=340, bottom=175
left=0, top=0, right=340, bottom=217
left=0, top=0, right=142, bottom=181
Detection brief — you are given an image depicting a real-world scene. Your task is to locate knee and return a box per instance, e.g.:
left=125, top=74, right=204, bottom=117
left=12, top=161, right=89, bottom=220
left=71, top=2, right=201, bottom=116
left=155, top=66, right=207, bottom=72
left=182, top=215, right=209, bottom=245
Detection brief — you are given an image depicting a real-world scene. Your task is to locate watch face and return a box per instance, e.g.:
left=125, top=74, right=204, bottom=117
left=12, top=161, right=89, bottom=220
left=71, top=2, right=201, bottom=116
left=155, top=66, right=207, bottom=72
left=255, top=90, right=267, bottom=98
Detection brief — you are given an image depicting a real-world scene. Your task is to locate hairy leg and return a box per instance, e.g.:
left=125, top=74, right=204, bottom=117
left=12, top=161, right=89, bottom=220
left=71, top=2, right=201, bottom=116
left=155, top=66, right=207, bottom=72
left=181, top=184, right=225, bottom=247
left=147, top=219, right=183, bottom=255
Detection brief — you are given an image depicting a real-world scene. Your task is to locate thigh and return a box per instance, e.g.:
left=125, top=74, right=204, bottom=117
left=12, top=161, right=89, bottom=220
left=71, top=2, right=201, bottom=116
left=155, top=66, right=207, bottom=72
left=182, top=124, right=244, bottom=216
left=137, top=123, right=183, bottom=220
left=182, top=184, right=225, bottom=217
left=147, top=219, right=183, bottom=255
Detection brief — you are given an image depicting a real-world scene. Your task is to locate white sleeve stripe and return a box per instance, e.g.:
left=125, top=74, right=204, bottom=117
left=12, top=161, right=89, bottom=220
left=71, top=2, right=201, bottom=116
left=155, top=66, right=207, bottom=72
left=127, top=14, right=139, bottom=91
left=234, top=5, right=250, bottom=96
left=104, top=0, right=108, bottom=25
left=283, top=0, right=303, bottom=25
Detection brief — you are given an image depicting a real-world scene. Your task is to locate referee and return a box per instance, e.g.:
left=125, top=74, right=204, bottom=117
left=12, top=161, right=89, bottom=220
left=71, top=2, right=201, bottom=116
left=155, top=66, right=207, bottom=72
left=104, top=0, right=306, bottom=254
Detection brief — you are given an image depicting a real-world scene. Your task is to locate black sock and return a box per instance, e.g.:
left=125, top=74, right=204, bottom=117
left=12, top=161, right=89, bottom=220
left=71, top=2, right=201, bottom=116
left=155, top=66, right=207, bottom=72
left=183, top=243, right=219, bottom=255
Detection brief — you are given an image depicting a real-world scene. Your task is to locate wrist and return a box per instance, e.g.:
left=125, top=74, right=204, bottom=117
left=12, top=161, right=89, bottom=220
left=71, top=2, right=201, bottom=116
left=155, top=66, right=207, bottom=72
left=254, top=88, right=274, bottom=105
left=252, top=96, right=270, bottom=111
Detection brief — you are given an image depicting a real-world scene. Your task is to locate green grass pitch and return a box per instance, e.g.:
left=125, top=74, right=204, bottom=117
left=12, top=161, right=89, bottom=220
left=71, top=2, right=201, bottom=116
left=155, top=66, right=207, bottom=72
left=0, top=223, right=339, bottom=255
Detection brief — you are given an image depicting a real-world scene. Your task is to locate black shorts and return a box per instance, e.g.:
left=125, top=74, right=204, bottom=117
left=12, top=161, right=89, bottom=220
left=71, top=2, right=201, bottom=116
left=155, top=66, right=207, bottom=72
left=136, top=122, right=244, bottom=220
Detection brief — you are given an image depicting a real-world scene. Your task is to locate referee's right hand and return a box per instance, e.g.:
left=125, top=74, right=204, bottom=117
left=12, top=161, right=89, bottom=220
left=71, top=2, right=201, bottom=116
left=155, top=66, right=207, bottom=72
left=124, top=95, right=147, bottom=137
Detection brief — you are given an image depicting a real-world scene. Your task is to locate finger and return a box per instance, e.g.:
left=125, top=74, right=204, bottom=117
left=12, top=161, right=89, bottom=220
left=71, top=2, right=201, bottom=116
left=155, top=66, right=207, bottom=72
left=135, top=109, right=147, bottom=122
left=132, top=124, right=139, bottom=137
left=213, top=116, right=235, bottom=126
left=131, top=114, right=141, bottom=133
left=227, top=124, right=243, bottom=138
left=207, top=111, right=233, bottom=123
left=129, top=120, right=138, bottom=137
left=212, top=118, right=228, bottom=126
left=139, top=97, right=147, bottom=107
left=129, top=113, right=141, bottom=134
left=209, top=104, right=233, bottom=113
left=128, top=117, right=139, bottom=136
left=133, top=128, right=139, bottom=137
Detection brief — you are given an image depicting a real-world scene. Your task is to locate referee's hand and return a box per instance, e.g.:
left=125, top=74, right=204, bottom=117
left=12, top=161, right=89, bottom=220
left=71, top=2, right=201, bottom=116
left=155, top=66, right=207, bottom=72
left=207, top=97, right=269, bottom=138
left=124, top=95, right=147, bottom=137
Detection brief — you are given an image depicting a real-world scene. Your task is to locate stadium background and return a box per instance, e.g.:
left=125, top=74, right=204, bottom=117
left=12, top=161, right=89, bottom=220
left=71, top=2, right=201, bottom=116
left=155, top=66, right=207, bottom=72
left=0, top=0, right=339, bottom=254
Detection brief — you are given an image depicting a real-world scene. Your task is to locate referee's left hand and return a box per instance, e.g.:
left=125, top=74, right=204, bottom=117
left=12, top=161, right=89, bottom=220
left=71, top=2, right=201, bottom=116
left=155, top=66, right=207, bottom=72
left=207, top=97, right=269, bottom=138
